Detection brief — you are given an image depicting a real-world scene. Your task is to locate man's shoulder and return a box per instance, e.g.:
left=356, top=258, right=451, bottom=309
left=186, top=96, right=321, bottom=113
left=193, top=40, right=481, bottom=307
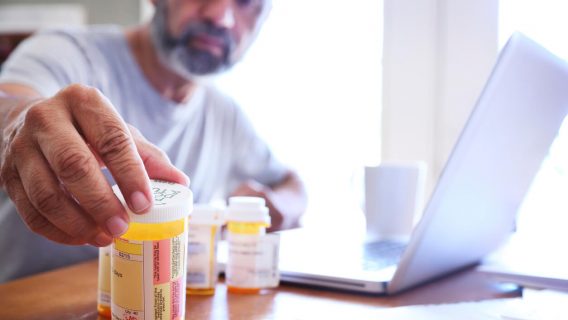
left=32, top=25, right=124, bottom=51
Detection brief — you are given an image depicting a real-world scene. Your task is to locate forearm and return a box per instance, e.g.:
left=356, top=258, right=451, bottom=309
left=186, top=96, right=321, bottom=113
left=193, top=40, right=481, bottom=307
left=0, top=85, right=43, bottom=159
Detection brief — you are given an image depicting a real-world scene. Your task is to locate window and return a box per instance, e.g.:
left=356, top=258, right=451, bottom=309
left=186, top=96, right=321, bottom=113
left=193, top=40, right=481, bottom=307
left=500, top=0, right=568, bottom=239
left=216, top=0, right=383, bottom=230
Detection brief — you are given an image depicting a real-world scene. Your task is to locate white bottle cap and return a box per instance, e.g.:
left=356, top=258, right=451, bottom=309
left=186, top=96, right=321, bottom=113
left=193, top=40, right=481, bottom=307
left=225, top=196, right=270, bottom=224
left=112, top=180, right=193, bottom=224
left=190, top=203, right=226, bottom=226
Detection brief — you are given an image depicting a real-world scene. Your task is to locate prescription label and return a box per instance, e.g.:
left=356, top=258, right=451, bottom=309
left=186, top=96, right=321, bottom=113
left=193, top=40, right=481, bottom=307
left=98, top=245, right=112, bottom=307
left=111, top=233, right=187, bottom=320
left=186, top=225, right=219, bottom=288
left=226, top=233, right=280, bottom=288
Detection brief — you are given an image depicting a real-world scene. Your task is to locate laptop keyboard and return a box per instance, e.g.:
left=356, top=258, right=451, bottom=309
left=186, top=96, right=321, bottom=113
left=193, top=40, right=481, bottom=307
left=361, top=240, right=407, bottom=271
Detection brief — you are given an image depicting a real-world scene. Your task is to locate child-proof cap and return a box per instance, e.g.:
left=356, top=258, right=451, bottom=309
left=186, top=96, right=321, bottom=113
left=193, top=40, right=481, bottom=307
left=226, top=196, right=270, bottom=224
left=190, top=204, right=226, bottom=226
left=112, top=179, right=193, bottom=223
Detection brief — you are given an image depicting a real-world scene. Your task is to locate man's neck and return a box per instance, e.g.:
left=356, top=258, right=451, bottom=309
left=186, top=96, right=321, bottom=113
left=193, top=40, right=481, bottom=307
left=126, top=26, right=196, bottom=104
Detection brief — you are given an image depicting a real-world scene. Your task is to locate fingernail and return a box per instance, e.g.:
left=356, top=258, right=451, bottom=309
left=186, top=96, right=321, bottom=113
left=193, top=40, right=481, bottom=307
left=95, top=232, right=113, bottom=246
left=130, top=191, right=152, bottom=213
left=106, top=216, right=129, bottom=236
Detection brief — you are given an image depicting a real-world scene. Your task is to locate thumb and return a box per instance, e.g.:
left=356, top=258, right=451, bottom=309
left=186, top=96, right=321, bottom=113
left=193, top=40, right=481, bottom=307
left=130, top=126, right=190, bottom=187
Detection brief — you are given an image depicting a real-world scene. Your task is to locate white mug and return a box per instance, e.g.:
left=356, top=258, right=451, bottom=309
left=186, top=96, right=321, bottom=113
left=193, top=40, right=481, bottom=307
left=364, top=161, right=427, bottom=241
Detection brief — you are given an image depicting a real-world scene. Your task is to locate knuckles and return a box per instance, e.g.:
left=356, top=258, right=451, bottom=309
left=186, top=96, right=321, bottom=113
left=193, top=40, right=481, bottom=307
left=59, top=85, right=136, bottom=165
left=53, top=146, right=95, bottom=184
left=22, top=209, right=51, bottom=235
left=57, top=83, right=102, bottom=109
left=28, top=184, right=64, bottom=217
left=79, top=190, right=115, bottom=215
left=95, top=124, right=132, bottom=161
left=22, top=102, right=56, bottom=133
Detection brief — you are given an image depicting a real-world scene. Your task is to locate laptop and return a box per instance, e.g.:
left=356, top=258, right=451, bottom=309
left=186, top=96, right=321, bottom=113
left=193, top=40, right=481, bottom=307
left=220, top=32, right=568, bottom=294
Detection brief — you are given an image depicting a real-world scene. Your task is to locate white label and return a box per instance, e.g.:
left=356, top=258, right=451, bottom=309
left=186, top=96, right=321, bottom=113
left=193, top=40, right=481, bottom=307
left=111, top=232, right=187, bottom=320
left=98, top=245, right=111, bottom=308
left=226, top=233, right=280, bottom=288
left=186, top=225, right=219, bottom=288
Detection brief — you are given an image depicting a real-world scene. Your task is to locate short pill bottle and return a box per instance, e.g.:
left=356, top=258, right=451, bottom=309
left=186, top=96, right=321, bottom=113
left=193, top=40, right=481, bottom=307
left=186, top=204, right=225, bottom=295
left=225, top=196, right=271, bottom=294
left=110, top=180, right=193, bottom=320
left=97, top=245, right=111, bottom=318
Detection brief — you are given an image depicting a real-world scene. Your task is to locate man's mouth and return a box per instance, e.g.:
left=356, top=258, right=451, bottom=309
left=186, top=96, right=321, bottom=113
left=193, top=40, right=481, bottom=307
left=189, top=34, right=225, bottom=57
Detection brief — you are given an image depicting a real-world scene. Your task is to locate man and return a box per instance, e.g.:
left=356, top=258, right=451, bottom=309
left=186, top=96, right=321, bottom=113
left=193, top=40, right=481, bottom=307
left=0, top=0, right=307, bottom=282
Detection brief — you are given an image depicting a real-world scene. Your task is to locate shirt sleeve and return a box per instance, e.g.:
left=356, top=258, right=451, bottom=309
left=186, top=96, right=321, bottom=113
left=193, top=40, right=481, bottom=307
left=0, top=29, right=93, bottom=97
left=230, top=103, right=289, bottom=188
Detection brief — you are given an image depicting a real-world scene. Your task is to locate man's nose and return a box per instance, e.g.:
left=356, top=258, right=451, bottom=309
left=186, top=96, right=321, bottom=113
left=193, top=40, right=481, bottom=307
left=200, top=0, right=235, bottom=29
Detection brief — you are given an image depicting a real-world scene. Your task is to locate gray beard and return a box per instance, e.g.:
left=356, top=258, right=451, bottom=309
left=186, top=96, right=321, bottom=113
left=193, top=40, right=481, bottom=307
left=149, top=1, right=235, bottom=79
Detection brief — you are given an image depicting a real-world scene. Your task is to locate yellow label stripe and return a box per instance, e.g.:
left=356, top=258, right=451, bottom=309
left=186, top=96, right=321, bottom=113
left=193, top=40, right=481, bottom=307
left=114, top=239, right=143, bottom=255
left=227, top=222, right=269, bottom=235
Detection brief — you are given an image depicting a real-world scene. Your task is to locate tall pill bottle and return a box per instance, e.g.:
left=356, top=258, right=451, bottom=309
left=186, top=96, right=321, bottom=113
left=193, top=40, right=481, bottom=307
left=186, top=204, right=225, bottom=295
left=111, top=180, right=192, bottom=320
left=225, top=196, right=271, bottom=294
left=97, top=245, right=112, bottom=318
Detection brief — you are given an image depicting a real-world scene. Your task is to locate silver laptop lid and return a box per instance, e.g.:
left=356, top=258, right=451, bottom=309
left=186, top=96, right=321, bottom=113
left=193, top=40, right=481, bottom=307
left=389, top=33, right=568, bottom=293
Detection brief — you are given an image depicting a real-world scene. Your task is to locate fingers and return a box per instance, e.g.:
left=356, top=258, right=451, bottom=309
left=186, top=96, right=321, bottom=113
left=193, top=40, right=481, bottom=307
left=3, top=106, right=115, bottom=245
left=130, top=126, right=190, bottom=186
left=0, top=83, right=189, bottom=246
left=15, top=140, right=112, bottom=246
left=3, top=171, right=96, bottom=246
left=56, top=85, right=153, bottom=215
left=26, top=98, right=129, bottom=239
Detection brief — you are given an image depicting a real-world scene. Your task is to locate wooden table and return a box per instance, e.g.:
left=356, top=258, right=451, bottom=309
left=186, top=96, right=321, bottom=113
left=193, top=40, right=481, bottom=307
left=0, top=260, right=520, bottom=320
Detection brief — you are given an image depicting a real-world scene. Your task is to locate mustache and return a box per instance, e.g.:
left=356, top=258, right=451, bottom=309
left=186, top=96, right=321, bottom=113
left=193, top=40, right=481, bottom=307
left=169, top=22, right=234, bottom=51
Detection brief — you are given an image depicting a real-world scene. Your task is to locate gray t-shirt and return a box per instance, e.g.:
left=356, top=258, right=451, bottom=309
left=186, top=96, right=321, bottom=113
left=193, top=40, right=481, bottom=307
left=0, top=26, right=287, bottom=282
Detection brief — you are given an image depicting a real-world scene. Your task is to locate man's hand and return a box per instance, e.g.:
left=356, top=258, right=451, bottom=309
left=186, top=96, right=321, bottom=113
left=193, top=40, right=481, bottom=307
left=0, top=84, right=189, bottom=247
left=230, top=172, right=307, bottom=232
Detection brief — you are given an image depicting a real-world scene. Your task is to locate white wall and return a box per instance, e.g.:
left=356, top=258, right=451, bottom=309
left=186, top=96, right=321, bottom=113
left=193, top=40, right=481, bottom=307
left=382, top=0, right=498, bottom=193
left=0, top=0, right=147, bottom=26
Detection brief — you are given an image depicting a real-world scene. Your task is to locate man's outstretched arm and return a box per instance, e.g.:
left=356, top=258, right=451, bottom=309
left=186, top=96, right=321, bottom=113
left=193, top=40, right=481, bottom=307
left=0, top=83, right=189, bottom=247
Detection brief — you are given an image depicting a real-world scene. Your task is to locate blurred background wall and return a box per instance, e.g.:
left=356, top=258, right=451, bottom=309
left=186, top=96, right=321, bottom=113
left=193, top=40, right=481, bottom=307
left=0, top=0, right=151, bottom=26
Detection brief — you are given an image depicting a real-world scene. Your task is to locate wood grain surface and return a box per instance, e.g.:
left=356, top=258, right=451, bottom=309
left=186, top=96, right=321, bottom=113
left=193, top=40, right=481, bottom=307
left=0, top=259, right=520, bottom=320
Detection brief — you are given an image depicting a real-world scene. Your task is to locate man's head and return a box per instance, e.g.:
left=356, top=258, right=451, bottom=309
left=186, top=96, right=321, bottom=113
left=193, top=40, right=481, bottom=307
left=149, top=0, right=271, bottom=80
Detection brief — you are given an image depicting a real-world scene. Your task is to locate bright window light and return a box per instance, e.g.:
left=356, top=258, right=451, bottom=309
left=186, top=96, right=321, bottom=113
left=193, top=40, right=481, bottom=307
left=216, top=0, right=383, bottom=231
left=500, top=0, right=568, bottom=239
